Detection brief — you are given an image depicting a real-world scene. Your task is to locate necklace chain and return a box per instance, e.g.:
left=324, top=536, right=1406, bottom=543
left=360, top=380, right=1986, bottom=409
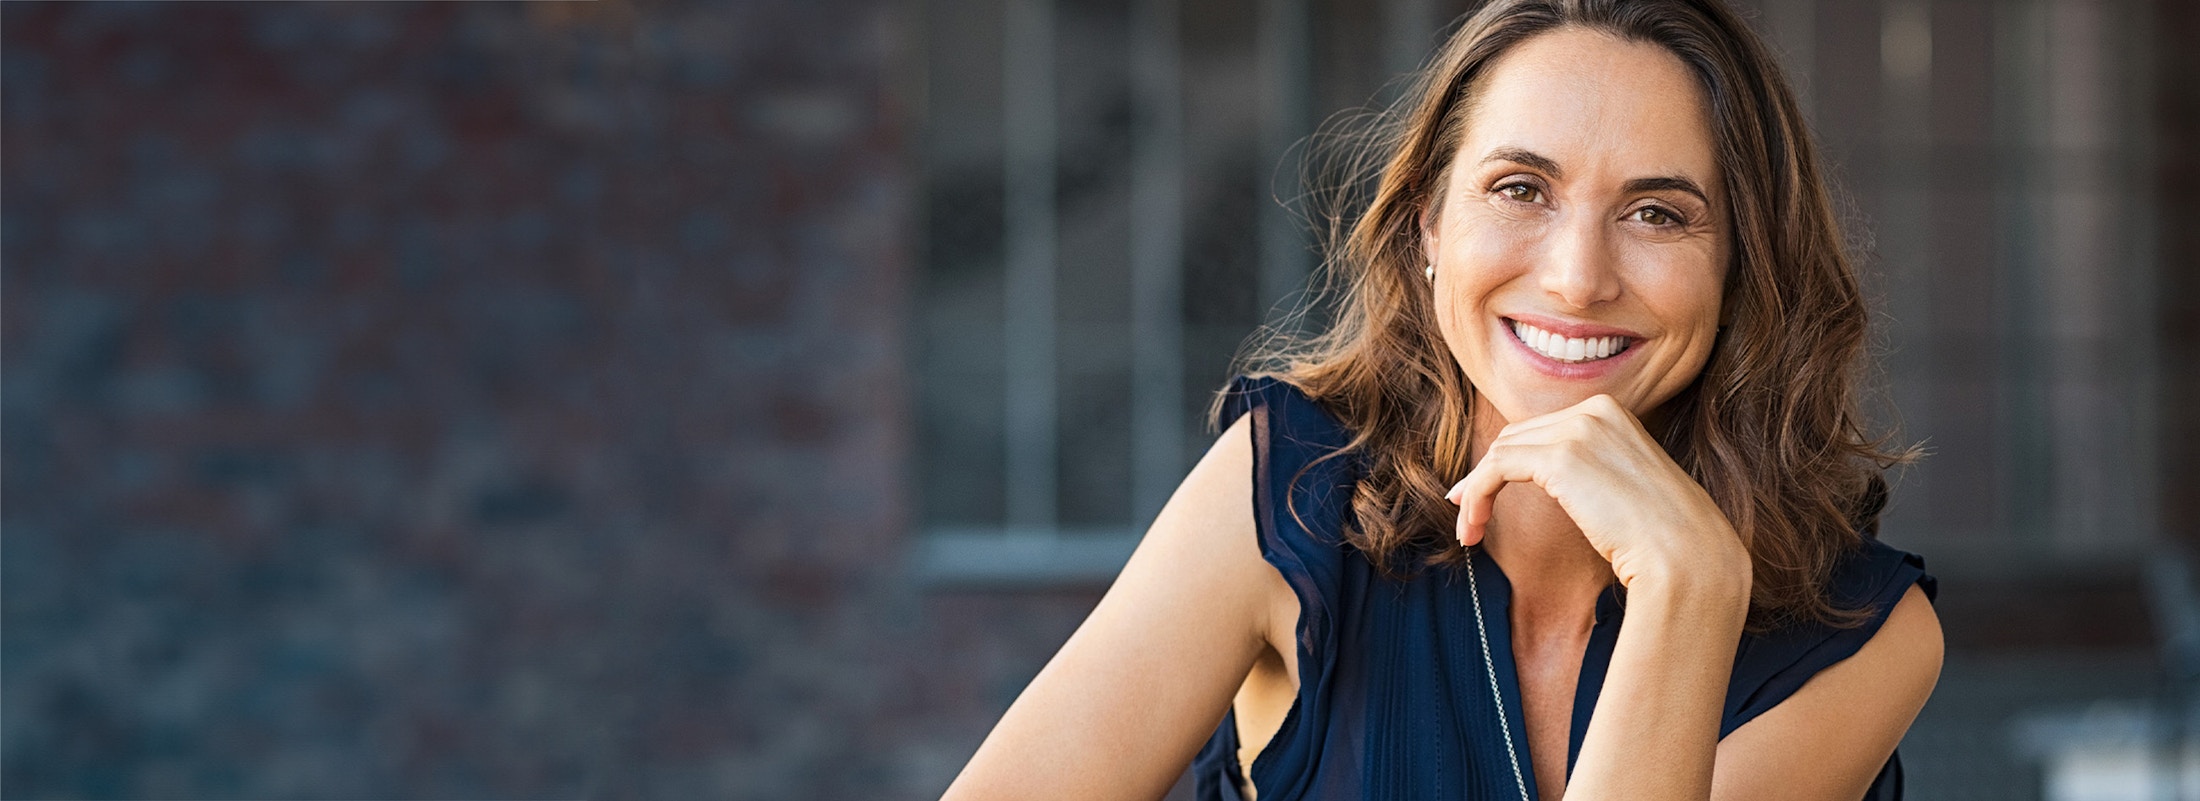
left=1464, top=546, right=1534, bottom=801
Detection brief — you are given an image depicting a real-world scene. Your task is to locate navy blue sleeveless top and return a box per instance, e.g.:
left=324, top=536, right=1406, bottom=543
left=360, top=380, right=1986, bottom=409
left=1193, top=376, right=1938, bottom=801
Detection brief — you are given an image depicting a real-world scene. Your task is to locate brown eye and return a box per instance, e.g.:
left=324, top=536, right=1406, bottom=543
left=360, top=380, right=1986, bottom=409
left=1634, top=206, right=1678, bottom=226
left=1499, top=183, right=1541, bottom=203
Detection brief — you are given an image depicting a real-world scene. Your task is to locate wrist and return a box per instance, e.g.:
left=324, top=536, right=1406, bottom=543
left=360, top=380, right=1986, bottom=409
left=1624, top=559, right=1751, bottom=627
left=1618, top=535, right=1752, bottom=611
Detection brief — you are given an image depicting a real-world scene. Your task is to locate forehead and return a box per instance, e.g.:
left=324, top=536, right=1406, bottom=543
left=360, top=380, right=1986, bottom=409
left=1460, top=27, right=1718, bottom=187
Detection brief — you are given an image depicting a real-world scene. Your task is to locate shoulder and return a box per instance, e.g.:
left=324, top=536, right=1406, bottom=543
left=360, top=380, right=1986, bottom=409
left=1144, top=409, right=1263, bottom=593
left=1813, top=537, right=1943, bottom=692
left=1137, top=408, right=1297, bottom=657
left=1214, top=375, right=1364, bottom=531
left=1869, top=583, right=1944, bottom=687
left=943, top=413, right=1292, bottom=798
left=1163, top=409, right=1257, bottom=552
left=1828, top=537, right=1938, bottom=609
left=1203, top=377, right=1353, bottom=663
left=1710, top=541, right=1941, bottom=800
left=1790, top=537, right=1941, bottom=691
left=1734, top=538, right=1937, bottom=692
left=1811, top=572, right=1943, bottom=707
left=1713, top=582, right=1940, bottom=799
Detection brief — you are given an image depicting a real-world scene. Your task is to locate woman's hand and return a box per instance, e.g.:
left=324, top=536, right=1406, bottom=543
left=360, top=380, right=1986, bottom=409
left=1445, top=393, right=1749, bottom=592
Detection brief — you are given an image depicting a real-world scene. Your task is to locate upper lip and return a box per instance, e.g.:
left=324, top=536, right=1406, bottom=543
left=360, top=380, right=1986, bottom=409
left=1503, top=313, right=1644, bottom=340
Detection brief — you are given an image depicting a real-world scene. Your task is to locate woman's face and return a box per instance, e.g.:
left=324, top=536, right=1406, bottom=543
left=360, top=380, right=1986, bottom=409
left=1426, top=27, right=1729, bottom=429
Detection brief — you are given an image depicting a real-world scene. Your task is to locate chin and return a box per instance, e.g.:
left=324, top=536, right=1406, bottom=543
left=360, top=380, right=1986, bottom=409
left=1488, top=388, right=1594, bottom=423
left=1475, top=370, right=1668, bottom=423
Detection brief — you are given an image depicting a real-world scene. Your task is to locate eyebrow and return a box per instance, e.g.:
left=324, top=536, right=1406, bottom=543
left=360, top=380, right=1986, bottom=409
left=1479, top=147, right=1714, bottom=207
left=1622, top=176, right=1712, bottom=208
left=1480, top=147, right=1563, bottom=178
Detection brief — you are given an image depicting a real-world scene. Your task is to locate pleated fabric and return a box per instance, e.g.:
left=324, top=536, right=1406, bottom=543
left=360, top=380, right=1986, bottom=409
left=1191, top=376, right=1937, bottom=801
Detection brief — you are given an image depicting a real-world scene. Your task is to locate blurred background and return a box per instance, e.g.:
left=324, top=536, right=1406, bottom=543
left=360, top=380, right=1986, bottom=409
left=2, top=0, right=2195, bottom=799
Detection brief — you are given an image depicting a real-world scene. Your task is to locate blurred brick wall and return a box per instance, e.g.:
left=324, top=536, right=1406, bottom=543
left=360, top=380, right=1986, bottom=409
left=0, top=2, right=1098, bottom=798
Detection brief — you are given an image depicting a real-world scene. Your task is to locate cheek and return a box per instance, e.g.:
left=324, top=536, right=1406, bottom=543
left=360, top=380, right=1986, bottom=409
left=1432, top=228, right=1524, bottom=358
left=1620, top=237, right=1724, bottom=323
left=1435, top=216, right=1532, bottom=306
left=1633, top=257, right=1727, bottom=388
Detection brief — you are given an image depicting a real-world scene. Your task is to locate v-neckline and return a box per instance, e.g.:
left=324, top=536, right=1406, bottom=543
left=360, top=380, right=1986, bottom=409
left=1469, top=553, right=1627, bottom=800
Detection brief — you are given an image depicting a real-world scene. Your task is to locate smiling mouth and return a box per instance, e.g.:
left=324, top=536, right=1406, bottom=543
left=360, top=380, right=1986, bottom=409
left=1507, top=318, right=1635, bottom=364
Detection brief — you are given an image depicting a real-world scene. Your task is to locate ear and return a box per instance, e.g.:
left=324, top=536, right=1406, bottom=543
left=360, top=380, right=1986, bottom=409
left=1417, top=202, right=1440, bottom=266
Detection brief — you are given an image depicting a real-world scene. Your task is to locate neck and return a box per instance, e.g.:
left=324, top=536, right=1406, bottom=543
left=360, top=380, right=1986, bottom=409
left=1480, top=490, right=1612, bottom=640
left=1469, top=399, right=1615, bottom=642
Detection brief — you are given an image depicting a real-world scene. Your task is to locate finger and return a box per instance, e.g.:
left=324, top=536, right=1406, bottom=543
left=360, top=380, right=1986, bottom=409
left=1495, top=393, right=1638, bottom=438
left=1452, top=443, right=1549, bottom=547
left=1492, top=401, right=1612, bottom=442
left=1486, top=415, right=1593, bottom=448
left=1456, top=457, right=1504, bottom=548
left=1455, top=497, right=1471, bottom=547
left=1493, top=407, right=1579, bottom=440
left=1575, top=394, right=1656, bottom=439
left=1491, top=405, right=1657, bottom=460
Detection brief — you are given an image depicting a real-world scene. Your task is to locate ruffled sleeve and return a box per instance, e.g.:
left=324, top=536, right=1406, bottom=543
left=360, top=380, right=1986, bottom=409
left=1199, top=375, right=1362, bottom=800
left=1215, top=375, right=1359, bottom=687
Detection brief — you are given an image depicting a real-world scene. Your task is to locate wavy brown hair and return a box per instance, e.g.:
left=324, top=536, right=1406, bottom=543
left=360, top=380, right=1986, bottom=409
left=1215, top=0, right=1913, bottom=632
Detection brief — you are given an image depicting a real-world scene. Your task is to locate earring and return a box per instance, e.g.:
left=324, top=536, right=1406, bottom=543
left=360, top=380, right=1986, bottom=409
left=1424, top=264, right=1436, bottom=281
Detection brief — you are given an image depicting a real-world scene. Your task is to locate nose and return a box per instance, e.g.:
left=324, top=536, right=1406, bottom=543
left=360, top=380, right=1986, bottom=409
left=1537, top=213, right=1622, bottom=309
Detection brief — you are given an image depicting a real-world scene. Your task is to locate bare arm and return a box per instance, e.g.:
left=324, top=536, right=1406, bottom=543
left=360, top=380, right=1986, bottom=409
left=1562, top=560, right=1752, bottom=800
left=942, top=413, right=1287, bottom=800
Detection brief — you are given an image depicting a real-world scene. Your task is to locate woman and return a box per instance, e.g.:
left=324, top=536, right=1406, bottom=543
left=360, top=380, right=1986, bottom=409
left=945, top=0, right=1942, bottom=799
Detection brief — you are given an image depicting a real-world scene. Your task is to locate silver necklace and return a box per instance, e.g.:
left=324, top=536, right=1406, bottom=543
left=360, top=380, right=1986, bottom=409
left=1464, top=546, right=1534, bottom=801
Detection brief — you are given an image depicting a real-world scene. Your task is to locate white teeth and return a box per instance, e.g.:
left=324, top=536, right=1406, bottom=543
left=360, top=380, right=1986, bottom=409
left=1510, top=320, right=1630, bottom=364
